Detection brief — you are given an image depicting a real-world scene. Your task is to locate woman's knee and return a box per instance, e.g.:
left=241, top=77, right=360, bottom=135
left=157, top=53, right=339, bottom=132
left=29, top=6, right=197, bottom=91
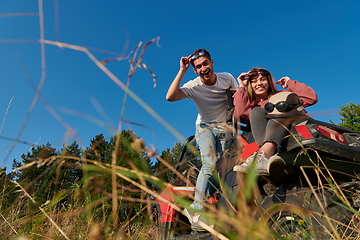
left=249, top=107, right=266, bottom=120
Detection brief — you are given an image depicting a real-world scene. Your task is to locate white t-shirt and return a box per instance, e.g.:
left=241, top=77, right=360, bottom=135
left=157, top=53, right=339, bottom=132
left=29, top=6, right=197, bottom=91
left=181, top=72, right=238, bottom=125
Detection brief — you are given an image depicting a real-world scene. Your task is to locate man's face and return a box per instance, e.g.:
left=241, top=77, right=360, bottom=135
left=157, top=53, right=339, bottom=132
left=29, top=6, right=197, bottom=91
left=193, top=56, right=214, bottom=81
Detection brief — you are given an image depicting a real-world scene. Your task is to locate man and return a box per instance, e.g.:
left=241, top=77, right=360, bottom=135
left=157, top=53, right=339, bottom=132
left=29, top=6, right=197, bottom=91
left=166, top=49, right=238, bottom=231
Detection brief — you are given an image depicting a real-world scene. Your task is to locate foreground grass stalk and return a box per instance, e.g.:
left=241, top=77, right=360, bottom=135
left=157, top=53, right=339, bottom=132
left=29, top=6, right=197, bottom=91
left=111, top=134, right=120, bottom=228
left=301, top=167, right=339, bottom=238
left=0, top=212, right=18, bottom=235
left=12, top=181, right=70, bottom=240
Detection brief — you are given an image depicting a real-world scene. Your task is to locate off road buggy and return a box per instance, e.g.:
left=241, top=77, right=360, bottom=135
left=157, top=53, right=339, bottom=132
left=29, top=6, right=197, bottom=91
left=155, top=95, right=360, bottom=240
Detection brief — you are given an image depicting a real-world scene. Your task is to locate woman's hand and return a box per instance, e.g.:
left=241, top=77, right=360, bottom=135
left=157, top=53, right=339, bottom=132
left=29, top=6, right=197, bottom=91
left=237, top=72, right=248, bottom=88
left=276, top=76, right=290, bottom=88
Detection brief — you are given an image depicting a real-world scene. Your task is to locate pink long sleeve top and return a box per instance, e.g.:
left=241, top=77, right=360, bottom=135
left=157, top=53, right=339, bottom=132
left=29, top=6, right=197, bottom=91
left=233, top=79, right=318, bottom=125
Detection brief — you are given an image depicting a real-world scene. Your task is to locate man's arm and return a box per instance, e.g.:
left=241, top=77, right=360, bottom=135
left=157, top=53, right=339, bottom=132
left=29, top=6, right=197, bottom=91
left=166, top=69, right=187, bottom=101
left=166, top=56, right=190, bottom=102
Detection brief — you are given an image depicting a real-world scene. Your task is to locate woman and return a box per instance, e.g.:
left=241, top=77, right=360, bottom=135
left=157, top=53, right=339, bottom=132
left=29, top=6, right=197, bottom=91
left=232, top=67, right=318, bottom=180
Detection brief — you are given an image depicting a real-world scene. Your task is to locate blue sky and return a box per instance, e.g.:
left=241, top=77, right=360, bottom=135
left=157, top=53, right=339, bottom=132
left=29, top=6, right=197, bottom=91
left=0, top=1, right=359, bottom=171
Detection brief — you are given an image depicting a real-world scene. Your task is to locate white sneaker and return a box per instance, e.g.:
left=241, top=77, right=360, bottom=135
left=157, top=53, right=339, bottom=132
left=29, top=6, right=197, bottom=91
left=184, top=208, right=214, bottom=231
left=268, top=155, right=288, bottom=181
left=233, top=152, right=269, bottom=174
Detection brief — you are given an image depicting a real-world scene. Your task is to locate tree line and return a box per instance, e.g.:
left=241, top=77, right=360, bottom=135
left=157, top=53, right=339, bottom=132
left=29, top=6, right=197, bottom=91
left=0, top=128, right=201, bottom=231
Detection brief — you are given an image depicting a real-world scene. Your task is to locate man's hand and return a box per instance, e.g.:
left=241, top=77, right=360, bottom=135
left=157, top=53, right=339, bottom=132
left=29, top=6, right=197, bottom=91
left=180, top=55, right=192, bottom=71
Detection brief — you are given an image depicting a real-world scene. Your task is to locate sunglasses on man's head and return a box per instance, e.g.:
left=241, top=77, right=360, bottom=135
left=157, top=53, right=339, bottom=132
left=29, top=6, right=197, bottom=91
left=265, top=101, right=299, bottom=113
left=190, top=51, right=205, bottom=60
left=247, top=70, right=269, bottom=80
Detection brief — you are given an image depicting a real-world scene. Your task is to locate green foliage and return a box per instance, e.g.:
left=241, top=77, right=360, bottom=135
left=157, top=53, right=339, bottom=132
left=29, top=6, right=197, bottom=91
left=2, top=123, right=360, bottom=239
left=0, top=129, right=162, bottom=238
left=336, top=102, right=360, bottom=133
left=12, top=143, right=59, bottom=203
left=0, top=167, right=16, bottom=210
left=156, top=143, right=183, bottom=182
left=156, top=137, right=200, bottom=186
left=59, top=141, right=84, bottom=189
left=82, top=130, right=154, bottom=223
left=84, top=130, right=153, bottom=188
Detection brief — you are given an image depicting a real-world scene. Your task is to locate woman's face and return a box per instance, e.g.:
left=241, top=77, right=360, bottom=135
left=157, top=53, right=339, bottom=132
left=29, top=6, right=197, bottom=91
left=250, top=74, right=269, bottom=100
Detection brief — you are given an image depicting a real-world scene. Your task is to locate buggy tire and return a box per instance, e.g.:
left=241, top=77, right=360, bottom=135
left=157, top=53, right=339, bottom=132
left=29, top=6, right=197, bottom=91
left=259, top=185, right=358, bottom=239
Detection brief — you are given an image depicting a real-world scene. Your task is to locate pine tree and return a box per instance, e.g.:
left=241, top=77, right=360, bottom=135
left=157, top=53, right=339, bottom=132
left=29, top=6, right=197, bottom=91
left=337, top=103, right=360, bottom=133
left=11, top=141, right=84, bottom=206
left=12, top=143, right=58, bottom=203
left=83, top=130, right=153, bottom=223
left=0, top=167, right=16, bottom=210
left=156, top=137, right=200, bottom=186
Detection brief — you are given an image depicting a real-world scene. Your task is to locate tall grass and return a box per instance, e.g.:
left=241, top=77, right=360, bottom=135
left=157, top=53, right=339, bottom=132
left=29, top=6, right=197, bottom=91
left=1, top=121, right=360, bottom=239
left=1, top=1, right=360, bottom=239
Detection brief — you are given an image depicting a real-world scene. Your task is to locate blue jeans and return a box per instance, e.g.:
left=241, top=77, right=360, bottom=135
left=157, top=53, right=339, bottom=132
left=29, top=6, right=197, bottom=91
left=192, top=123, right=226, bottom=210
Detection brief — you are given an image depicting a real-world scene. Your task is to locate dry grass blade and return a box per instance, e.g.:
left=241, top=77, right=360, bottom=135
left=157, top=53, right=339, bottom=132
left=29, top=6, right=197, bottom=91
left=0, top=212, right=18, bottom=234
left=12, top=181, right=70, bottom=240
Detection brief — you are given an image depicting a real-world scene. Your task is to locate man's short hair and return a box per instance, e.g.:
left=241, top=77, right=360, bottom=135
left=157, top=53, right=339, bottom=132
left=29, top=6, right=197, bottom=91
left=190, top=49, right=211, bottom=67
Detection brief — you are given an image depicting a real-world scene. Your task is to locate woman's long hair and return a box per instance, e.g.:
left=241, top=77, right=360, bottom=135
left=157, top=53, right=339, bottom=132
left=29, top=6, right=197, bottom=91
left=246, top=67, right=278, bottom=102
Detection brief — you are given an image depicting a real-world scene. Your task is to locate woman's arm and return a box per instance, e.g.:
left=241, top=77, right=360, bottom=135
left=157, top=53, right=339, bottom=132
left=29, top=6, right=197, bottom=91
left=277, top=77, right=318, bottom=107
left=233, top=87, right=253, bottom=124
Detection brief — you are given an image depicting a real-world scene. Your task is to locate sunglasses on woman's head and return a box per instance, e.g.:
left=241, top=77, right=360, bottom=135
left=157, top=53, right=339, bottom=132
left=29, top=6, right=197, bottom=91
left=247, top=70, right=269, bottom=80
left=265, top=101, right=299, bottom=113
